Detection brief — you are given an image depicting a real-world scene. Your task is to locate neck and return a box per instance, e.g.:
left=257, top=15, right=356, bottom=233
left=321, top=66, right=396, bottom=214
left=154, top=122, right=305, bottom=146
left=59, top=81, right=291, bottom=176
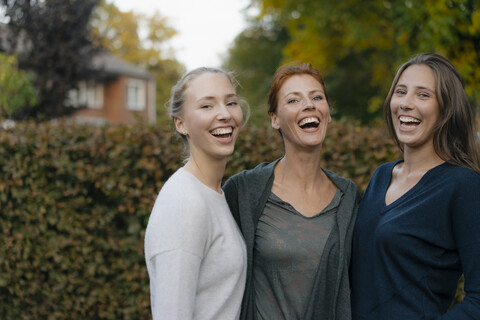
left=276, top=147, right=326, bottom=191
left=402, top=143, right=444, bottom=175
left=184, top=154, right=227, bottom=194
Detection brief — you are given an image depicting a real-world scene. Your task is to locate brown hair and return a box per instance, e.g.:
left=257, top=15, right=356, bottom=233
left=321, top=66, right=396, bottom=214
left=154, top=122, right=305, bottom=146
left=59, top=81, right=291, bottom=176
left=384, top=53, right=480, bottom=174
left=267, top=62, right=329, bottom=115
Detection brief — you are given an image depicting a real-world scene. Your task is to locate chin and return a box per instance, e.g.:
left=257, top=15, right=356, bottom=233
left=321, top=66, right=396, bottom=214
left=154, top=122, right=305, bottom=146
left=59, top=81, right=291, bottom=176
left=215, top=148, right=235, bottom=158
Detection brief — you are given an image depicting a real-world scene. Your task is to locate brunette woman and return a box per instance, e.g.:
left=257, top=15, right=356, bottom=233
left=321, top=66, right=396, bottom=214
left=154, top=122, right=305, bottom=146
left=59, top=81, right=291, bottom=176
left=351, top=53, right=480, bottom=319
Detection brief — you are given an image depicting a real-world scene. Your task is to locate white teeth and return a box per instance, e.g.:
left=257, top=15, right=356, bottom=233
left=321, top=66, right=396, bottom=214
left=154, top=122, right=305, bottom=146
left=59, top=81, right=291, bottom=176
left=399, top=116, right=420, bottom=123
left=211, top=127, right=233, bottom=136
left=298, top=117, right=320, bottom=127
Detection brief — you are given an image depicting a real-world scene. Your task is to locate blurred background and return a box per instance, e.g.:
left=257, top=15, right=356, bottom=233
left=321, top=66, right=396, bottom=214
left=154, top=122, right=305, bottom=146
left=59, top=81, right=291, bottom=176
left=0, top=0, right=477, bottom=319
left=1, top=0, right=479, bottom=126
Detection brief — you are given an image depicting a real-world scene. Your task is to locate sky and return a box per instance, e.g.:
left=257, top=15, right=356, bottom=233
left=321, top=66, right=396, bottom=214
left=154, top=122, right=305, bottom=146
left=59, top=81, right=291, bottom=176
left=112, top=0, right=251, bottom=70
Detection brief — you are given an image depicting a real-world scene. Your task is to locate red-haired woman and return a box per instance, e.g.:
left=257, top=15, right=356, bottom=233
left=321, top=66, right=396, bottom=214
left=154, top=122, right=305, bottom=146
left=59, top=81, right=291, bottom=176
left=224, top=63, right=361, bottom=320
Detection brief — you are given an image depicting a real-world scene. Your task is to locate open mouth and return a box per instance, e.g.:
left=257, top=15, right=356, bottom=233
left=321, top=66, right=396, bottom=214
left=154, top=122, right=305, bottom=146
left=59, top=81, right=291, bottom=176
left=399, top=116, right=421, bottom=127
left=298, top=117, right=320, bottom=129
left=210, top=127, right=233, bottom=138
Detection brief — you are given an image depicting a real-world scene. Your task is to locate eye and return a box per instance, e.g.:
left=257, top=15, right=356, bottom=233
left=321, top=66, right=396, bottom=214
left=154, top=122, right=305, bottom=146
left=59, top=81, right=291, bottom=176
left=313, top=95, right=324, bottom=101
left=226, top=100, right=238, bottom=107
left=395, top=89, right=406, bottom=95
left=287, top=99, right=298, bottom=104
left=418, top=92, right=430, bottom=98
left=201, top=104, right=212, bottom=109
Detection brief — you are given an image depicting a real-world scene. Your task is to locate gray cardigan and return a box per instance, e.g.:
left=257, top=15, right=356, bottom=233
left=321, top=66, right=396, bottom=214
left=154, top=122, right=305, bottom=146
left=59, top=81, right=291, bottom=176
left=223, top=159, right=361, bottom=320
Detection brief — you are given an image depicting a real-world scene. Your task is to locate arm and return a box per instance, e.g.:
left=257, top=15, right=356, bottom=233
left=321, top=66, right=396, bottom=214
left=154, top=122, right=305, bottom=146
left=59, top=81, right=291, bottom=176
left=149, top=250, right=202, bottom=320
left=438, top=172, right=480, bottom=319
left=145, top=185, right=210, bottom=320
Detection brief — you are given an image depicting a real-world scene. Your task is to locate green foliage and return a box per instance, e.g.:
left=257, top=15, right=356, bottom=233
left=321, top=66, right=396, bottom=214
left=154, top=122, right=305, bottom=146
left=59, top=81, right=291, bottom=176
left=0, top=120, right=466, bottom=319
left=223, top=24, right=289, bottom=125
left=0, top=53, right=37, bottom=118
left=149, top=59, right=185, bottom=126
left=245, top=0, right=480, bottom=121
left=0, top=121, right=182, bottom=319
left=1, top=0, right=100, bottom=120
left=90, top=0, right=185, bottom=124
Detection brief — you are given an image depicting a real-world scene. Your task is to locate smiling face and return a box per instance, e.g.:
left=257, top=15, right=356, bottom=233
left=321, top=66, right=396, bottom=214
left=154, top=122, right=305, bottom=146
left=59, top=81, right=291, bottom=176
left=174, top=72, right=243, bottom=161
left=390, top=64, right=440, bottom=151
left=270, top=74, right=331, bottom=151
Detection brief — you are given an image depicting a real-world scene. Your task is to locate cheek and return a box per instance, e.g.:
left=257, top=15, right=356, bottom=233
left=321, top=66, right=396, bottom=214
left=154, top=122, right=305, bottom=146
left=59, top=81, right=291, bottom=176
left=389, top=99, right=397, bottom=111
left=232, top=108, right=243, bottom=124
left=322, top=105, right=331, bottom=116
left=389, top=96, right=401, bottom=111
left=427, top=102, right=440, bottom=119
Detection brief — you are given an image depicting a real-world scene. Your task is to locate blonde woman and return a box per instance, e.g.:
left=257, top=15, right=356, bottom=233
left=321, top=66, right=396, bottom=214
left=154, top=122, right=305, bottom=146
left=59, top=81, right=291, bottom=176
left=145, top=68, right=247, bottom=320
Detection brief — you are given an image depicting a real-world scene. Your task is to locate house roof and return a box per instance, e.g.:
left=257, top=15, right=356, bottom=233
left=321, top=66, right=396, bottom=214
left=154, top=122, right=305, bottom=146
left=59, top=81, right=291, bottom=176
left=0, top=22, right=152, bottom=80
left=92, top=51, right=153, bottom=80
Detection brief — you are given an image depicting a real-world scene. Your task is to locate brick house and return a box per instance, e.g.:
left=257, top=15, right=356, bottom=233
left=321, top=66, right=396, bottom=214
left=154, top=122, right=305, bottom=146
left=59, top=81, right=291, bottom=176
left=67, top=51, right=156, bottom=125
left=0, top=22, right=156, bottom=124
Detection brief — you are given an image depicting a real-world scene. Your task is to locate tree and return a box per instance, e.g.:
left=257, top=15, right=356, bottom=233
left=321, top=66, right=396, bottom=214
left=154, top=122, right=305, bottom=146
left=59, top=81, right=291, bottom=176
left=1, top=0, right=100, bottom=120
left=90, top=0, right=185, bottom=123
left=250, top=0, right=480, bottom=121
left=222, top=23, right=289, bottom=125
left=0, top=52, right=37, bottom=118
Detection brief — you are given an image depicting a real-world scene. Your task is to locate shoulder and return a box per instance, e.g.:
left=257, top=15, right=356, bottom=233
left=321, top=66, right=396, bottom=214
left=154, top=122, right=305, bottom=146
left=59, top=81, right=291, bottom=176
left=323, top=170, right=361, bottom=228
left=420, top=163, right=480, bottom=190
left=146, top=170, right=214, bottom=256
left=436, top=163, right=480, bottom=194
left=441, top=163, right=480, bottom=182
left=224, top=160, right=278, bottom=188
left=365, top=160, right=400, bottom=184
left=323, top=168, right=359, bottom=196
left=374, top=160, right=401, bottom=176
left=151, top=169, right=211, bottom=222
left=323, top=169, right=362, bottom=217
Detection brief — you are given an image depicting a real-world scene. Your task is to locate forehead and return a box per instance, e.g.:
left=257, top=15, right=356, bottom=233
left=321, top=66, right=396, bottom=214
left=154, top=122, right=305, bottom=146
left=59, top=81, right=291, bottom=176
left=398, top=64, right=436, bottom=88
left=279, top=74, right=324, bottom=94
left=186, top=72, right=234, bottom=98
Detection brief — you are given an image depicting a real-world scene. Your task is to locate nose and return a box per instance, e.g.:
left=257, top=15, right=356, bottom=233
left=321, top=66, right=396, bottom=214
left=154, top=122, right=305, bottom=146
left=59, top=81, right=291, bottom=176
left=398, top=94, right=414, bottom=110
left=216, top=104, right=232, bottom=121
left=302, top=97, right=314, bottom=110
left=399, top=100, right=413, bottom=110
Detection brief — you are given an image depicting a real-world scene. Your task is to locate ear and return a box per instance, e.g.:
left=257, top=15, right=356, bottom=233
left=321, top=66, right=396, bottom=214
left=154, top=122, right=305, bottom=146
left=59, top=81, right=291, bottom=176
left=270, top=112, right=280, bottom=130
left=174, top=116, right=186, bottom=135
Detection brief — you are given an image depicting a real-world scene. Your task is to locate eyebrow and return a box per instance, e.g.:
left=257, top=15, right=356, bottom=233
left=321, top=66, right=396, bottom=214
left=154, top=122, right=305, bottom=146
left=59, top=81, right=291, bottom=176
left=283, top=89, right=324, bottom=98
left=396, top=84, right=435, bottom=94
left=225, top=93, right=238, bottom=99
left=197, top=93, right=238, bottom=102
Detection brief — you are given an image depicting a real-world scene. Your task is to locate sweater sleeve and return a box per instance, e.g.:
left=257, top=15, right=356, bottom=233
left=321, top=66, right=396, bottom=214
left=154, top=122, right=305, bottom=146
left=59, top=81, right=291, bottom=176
left=145, top=179, right=211, bottom=320
left=438, top=171, right=480, bottom=319
left=149, top=250, right=202, bottom=320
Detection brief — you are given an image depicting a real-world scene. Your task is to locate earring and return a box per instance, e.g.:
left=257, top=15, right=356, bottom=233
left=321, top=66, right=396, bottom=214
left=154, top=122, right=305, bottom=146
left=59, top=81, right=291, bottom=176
left=183, top=131, right=187, bottom=135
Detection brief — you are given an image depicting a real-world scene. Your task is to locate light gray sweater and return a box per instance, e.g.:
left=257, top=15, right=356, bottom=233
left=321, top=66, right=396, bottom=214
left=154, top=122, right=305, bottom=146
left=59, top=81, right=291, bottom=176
left=145, top=168, right=247, bottom=320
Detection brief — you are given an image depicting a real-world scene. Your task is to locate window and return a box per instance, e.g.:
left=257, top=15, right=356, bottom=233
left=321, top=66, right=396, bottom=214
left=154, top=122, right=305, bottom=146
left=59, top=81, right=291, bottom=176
left=68, top=81, right=103, bottom=109
left=126, top=79, right=146, bottom=111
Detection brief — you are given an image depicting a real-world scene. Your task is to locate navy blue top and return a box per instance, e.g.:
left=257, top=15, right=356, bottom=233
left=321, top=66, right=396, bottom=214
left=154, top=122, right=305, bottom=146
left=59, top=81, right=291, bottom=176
left=351, top=161, right=480, bottom=319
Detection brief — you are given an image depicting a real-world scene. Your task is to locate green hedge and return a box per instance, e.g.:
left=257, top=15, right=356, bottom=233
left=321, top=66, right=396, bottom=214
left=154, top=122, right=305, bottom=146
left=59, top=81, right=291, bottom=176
left=0, top=120, right=464, bottom=319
